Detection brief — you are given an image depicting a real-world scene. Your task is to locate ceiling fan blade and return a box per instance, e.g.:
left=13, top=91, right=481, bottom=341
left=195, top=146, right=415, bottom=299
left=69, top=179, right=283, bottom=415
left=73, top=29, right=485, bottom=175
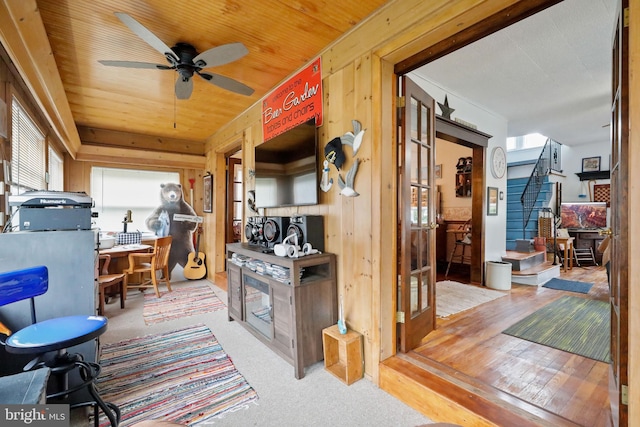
left=199, top=72, right=254, bottom=96
left=98, top=60, right=172, bottom=70
left=193, top=42, right=249, bottom=68
left=175, top=76, right=194, bottom=100
left=114, top=12, right=178, bottom=62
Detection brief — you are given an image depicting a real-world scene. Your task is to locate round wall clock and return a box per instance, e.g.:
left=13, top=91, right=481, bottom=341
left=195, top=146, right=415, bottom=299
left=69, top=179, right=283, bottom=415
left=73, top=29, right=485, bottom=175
left=490, top=146, right=506, bottom=179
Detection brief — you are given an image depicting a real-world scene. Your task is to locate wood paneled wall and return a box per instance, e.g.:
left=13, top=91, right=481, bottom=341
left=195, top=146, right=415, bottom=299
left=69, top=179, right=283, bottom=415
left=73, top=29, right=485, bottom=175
left=203, top=0, right=534, bottom=383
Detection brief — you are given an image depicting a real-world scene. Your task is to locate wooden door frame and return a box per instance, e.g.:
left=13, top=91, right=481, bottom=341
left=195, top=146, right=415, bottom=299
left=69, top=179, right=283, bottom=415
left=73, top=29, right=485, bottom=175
left=382, top=1, right=636, bottom=424
left=435, top=117, right=490, bottom=285
left=226, top=156, right=242, bottom=245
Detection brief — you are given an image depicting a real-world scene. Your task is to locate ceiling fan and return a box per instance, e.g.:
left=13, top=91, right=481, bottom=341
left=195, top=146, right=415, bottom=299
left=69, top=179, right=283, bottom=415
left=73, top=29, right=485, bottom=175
left=99, top=12, right=254, bottom=100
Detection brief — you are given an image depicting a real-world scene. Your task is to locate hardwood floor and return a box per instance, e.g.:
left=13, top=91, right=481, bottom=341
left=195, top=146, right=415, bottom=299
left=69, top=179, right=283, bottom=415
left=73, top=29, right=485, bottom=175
left=408, top=262, right=611, bottom=426
left=217, top=257, right=611, bottom=425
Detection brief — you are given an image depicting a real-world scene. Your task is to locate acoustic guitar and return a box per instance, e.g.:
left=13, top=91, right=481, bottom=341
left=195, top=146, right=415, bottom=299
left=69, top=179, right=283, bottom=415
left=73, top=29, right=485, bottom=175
left=184, top=226, right=207, bottom=280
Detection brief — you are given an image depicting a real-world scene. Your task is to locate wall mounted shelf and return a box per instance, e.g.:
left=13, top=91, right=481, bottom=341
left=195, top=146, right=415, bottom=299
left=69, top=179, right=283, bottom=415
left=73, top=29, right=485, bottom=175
left=576, top=170, right=610, bottom=181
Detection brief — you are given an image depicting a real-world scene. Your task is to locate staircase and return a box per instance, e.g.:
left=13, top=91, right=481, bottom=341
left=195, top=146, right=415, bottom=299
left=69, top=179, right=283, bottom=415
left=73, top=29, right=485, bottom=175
left=505, top=174, right=554, bottom=250
left=502, top=249, right=560, bottom=286
left=503, top=154, right=560, bottom=285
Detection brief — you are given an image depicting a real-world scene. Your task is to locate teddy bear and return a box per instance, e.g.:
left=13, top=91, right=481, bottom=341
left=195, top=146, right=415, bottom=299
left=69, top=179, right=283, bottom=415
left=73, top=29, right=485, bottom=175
left=145, top=183, right=197, bottom=278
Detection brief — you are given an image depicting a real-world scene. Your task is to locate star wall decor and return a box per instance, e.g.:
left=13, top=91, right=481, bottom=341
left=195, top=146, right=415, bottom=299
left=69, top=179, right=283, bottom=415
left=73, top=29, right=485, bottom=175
left=437, top=95, right=455, bottom=120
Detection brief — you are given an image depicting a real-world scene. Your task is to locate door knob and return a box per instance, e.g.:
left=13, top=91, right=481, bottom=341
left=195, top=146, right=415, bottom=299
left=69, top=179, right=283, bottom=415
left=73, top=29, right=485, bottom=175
left=599, top=228, right=612, bottom=236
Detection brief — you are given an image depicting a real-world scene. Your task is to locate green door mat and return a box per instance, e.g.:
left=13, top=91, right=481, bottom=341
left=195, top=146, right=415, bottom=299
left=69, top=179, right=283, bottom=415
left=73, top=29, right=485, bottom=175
left=503, top=296, right=610, bottom=362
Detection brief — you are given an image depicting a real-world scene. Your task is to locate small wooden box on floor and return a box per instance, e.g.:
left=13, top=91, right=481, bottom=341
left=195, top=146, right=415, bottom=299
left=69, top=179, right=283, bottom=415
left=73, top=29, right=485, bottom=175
left=322, top=324, right=363, bottom=385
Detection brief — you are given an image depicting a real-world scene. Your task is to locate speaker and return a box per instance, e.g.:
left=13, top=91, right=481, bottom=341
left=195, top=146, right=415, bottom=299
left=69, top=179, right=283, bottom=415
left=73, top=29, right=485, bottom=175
left=263, top=216, right=290, bottom=247
left=245, top=216, right=266, bottom=245
left=286, top=215, right=324, bottom=252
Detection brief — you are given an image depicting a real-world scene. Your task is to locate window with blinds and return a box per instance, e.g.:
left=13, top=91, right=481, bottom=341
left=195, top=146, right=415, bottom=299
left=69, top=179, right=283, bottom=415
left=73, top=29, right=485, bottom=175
left=91, top=167, right=180, bottom=232
left=48, top=147, right=64, bottom=191
left=10, top=97, right=46, bottom=194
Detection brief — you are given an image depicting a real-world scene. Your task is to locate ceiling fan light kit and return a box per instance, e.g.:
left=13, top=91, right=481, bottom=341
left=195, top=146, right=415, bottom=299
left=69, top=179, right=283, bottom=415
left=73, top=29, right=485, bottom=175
left=99, top=12, right=254, bottom=99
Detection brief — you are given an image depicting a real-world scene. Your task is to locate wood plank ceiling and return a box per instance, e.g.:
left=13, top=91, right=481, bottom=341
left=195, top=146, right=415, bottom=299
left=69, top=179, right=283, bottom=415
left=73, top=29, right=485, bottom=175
left=32, top=0, right=387, bottom=155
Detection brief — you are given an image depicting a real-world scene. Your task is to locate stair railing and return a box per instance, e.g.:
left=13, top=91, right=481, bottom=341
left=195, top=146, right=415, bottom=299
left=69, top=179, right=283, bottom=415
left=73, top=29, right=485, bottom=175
left=519, top=138, right=562, bottom=239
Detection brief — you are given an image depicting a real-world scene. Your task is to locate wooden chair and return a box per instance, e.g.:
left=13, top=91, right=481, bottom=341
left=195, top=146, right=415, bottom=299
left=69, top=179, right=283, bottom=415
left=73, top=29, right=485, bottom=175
left=97, top=254, right=125, bottom=316
left=124, top=236, right=172, bottom=299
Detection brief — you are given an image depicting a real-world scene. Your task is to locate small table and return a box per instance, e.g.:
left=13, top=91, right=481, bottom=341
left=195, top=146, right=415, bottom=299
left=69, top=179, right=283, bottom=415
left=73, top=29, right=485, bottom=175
left=555, top=237, right=575, bottom=272
left=322, top=324, right=363, bottom=385
left=99, top=244, right=152, bottom=274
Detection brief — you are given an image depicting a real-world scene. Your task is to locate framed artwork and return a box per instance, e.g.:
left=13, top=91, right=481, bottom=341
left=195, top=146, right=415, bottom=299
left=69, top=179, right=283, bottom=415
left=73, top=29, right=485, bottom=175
left=582, top=156, right=601, bottom=173
left=203, top=173, right=212, bottom=213
left=487, top=187, right=498, bottom=216
left=593, top=184, right=611, bottom=207
left=435, top=164, right=442, bottom=179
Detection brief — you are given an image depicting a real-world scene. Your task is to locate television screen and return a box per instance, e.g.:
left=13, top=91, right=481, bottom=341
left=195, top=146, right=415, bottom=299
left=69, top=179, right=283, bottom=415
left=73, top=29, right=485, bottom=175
left=560, top=202, right=607, bottom=229
left=255, top=118, right=318, bottom=208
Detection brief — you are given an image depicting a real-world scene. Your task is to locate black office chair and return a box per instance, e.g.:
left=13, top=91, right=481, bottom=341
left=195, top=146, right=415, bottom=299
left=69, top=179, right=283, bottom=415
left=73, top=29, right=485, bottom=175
left=0, top=265, right=120, bottom=426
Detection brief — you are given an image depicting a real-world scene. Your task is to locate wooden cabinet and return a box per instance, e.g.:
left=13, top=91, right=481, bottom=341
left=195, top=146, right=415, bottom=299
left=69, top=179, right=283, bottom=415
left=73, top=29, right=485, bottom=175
left=569, top=230, right=605, bottom=264
left=227, top=262, right=243, bottom=321
left=226, top=243, right=337, bottom=379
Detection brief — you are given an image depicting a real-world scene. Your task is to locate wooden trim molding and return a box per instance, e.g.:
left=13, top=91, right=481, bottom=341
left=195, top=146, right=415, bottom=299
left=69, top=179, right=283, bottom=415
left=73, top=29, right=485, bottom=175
left=75, top=144, right=206, bottom=169
left=394, top=0, right=563, bottom=74
left=0, top=0, right=81, bottom=157
left=435, top=116, right=492, bottom=148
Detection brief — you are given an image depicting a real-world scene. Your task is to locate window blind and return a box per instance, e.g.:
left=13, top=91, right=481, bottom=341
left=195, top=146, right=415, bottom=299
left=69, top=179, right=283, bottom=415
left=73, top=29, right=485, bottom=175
left=48, top=146, right=64, bottom=191
left=11, top=97, right=46, bottom=193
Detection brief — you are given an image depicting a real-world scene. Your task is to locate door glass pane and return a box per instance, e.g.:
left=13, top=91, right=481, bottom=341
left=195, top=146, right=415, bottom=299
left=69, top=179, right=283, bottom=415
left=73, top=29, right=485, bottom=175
left=421, top=190, right=429, bottom=226
left=411, top=142, right=419, bottom=184
left=233, top=164, right=243, bottom=182
left=421, top=272, right=431, bottom=311
left=420, top=145, right=430, bottom=185
left=411, top=186, right=419, bottom=223
left=421, top=103, right=428, bottom=143
left=411, top=97, right=418, bottom=141
left=415, top=227, right=428, bottom=269
left=233, top=182, right=243, bottom=201
left=410, top=273, right=420, bottom=315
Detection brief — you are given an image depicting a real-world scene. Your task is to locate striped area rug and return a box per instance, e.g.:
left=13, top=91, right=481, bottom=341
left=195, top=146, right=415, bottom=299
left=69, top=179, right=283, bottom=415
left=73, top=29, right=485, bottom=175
left=503, top=296, right=610, bottom=362
left=143, top=284, right=225, bottom=325
left=96, top=324, right=258, bottom=426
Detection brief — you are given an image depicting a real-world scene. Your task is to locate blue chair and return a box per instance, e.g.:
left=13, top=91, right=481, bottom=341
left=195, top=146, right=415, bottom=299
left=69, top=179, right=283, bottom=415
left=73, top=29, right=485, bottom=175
left=0, top=265, right=120, bottom=426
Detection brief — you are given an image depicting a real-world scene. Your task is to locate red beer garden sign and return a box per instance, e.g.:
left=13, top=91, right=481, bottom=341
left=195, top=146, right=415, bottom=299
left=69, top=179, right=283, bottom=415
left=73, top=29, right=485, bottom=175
left=262, top=57, right=323, bottom=141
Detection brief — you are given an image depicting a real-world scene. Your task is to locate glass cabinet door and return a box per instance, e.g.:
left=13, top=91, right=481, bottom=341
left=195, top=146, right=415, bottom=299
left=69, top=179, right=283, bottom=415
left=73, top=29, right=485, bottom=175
left=243, top=273, right=273, bottom=340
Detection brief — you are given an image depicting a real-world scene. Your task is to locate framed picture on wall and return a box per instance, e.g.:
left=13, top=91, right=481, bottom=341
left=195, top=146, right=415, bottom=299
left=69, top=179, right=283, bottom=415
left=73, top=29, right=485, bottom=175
left=203, top=173, right=212, bottom=213
left=582, top=156, right=601, bottom=173
left=487, top=187, right=498, bottom=216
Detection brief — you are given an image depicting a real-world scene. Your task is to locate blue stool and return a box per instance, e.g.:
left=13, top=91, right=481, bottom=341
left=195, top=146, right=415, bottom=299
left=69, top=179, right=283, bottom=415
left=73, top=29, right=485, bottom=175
left=0, top=265, right=120, bottom=427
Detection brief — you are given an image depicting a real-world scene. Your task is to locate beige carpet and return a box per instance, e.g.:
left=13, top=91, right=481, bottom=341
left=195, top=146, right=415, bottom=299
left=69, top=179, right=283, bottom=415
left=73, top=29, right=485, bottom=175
left=437, top=280, right=507, bottom=318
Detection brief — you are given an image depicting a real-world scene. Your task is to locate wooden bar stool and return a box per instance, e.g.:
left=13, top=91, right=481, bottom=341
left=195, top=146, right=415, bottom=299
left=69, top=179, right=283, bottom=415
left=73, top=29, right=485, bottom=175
left=445, top=219, right=472, bottom=277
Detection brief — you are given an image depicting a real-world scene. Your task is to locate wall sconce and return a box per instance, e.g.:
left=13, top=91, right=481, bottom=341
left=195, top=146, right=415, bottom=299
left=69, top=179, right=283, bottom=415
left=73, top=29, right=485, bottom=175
left=499, top=191, right=504, bottom=200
